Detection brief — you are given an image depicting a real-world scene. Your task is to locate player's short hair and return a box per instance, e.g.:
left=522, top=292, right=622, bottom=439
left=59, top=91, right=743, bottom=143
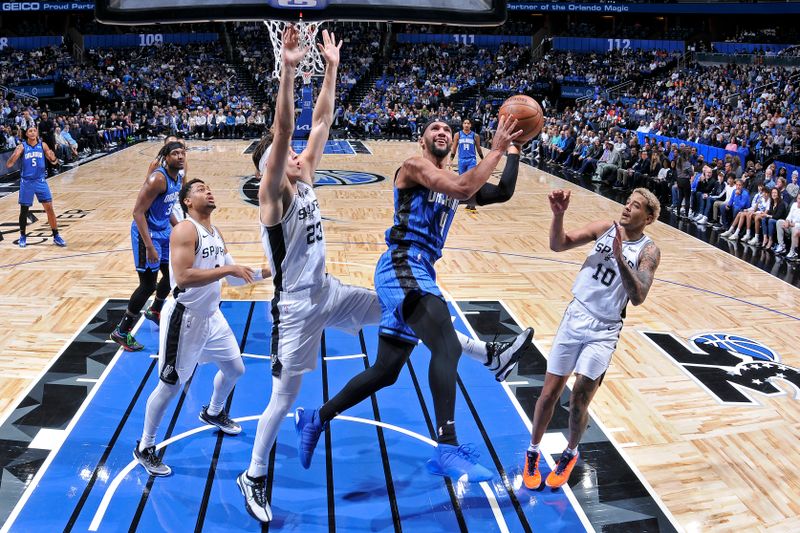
left=252, top=132, right=274, bottom=171
left=179, top=178, right=205, bottom=215
left=631, top=187, right=660, bottom=222
left=420, top=118, right=451, bottom=136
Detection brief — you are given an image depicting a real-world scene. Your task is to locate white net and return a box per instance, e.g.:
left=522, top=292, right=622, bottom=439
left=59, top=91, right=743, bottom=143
left=264, top=20, right=326, bottom=84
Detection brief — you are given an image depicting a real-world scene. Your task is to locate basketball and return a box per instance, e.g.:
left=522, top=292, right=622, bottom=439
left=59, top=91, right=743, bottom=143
left=498, top=95, right=544, bottom=142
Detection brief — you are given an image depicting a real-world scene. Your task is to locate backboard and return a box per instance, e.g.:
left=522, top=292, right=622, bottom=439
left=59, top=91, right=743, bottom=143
left=95, top=0, right=506, bottom=26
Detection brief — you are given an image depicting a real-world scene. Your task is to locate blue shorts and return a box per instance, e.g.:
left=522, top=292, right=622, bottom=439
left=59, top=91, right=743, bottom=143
left=19, top=178, right=52, bottom=206
left=374, top=247, right=443, bottom=344
left=131, top=224, right=170, bottom=272
left=458, top=159, right=477, bottom=175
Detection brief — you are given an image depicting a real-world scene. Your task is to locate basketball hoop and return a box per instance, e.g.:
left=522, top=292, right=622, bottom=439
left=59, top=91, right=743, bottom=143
left=264, top=19, right=326, bottom=84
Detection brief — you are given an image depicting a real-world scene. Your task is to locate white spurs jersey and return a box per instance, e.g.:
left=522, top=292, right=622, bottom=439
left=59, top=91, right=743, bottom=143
left=170, top=216, right=226, bottom=314
left=261, top=181, right=326, bottom=294
left=571, top=224, right=652, bottom=321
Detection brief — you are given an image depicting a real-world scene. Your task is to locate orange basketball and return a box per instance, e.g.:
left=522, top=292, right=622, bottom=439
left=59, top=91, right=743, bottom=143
left=498, top=95, right=544, bottom=142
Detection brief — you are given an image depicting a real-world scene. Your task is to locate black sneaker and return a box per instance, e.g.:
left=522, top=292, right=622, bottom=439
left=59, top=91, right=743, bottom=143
left=237, top=471, right=273, bottom=523
left=133, top=441, right=171, bottom=476
left=486, top=327, right=534, bottom=381
left=199, top=405, right=241, bottom=435
left=110, top=327, right=144, bottom=351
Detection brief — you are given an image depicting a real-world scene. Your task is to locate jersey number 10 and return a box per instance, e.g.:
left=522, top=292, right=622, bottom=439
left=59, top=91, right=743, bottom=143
left=592, top=264, right=616, bottom=287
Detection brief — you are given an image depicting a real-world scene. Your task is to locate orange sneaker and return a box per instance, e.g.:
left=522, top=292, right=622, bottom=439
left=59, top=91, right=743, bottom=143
left=523, top=449, right=541, bottom=489
left=545, top=450, right=579, bottom=488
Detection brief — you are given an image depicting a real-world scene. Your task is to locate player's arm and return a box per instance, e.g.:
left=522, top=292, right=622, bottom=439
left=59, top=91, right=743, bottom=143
left=548, top=188, right=612, bottom=251
left=132, top=172, right=167, bottom=259
left=41, top=142, right=58, bottom=164
left=4, top=144, right=23, bottom=168
left=398, top=115, right=521, bottom=200
left=302, top=29, right=342, bottom=177
left=475, top=133, right=484, bottom=159
left=258, top=26, right=306, bottom=226
left=614, top=231, right=660, bottom=306
left=171, top=221, right=255, bottom=288
left=475, top=143, right=521, bottom=205
left=450, top=132, right=460, bottom=160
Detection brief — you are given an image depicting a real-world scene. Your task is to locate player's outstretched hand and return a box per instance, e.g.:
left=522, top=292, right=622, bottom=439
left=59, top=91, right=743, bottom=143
left=490, top=114, right=523, bottom=153
left=612, top=221, right=623, bottom=261
left=282, top=25, right=309, bottom=69
left=317, top=29, right=342, bottom=67
left=548, top=189, right=571, bottom=215
left=229, top=265, right=255, bottom=284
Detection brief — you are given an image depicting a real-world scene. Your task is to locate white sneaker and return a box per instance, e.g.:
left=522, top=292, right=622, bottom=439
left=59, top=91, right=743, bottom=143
left=697, top=215, right=708, bottom=224
left=742, top=231, right=751, bottom=241
left=720, top=228, right=733, bottom=238
left=775, top=245, right=786, bottom=254
left=486, top=327, right=534, bottom=382
left=787, top=250, right=798, bottom=260
left=747, top=236, right=760, bottom=246
left=237, top=471, right=273, bottom=523
left=726, top=231, right=740, bottom=241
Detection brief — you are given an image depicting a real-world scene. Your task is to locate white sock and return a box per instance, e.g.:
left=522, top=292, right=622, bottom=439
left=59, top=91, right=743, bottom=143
left=456, top=331, right=489, bottom=364
left=567, top=445, right=578, bottom=456
left=140, top=380, right=181, bottom=452
left=528, top=443, right=540, bottom=454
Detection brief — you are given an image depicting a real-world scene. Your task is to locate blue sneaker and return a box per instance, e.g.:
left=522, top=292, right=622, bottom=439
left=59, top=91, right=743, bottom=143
left=52, top=234, right=66, bottom=247
left=426, top=444, right=493, bottom=483
left=18, top=235, right=26, bottom=248
left=295, top=407, right=326, bottom=469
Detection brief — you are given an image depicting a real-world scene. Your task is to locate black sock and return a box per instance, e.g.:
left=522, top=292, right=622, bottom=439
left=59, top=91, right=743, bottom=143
left=52, top=228, right=59, bottom=237
left=437, top=421, right=457, bottom=446
left=151, top=297, right=165, bottom=312
left=119, top=311, right=138, bottom=333
left=19, top=206, right=28, bottom=235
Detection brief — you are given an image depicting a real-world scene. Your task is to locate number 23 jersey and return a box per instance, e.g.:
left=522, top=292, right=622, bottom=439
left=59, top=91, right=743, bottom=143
left=572, top=224, right=652, bottom=321
left=261, top=181, right=325, bottom=294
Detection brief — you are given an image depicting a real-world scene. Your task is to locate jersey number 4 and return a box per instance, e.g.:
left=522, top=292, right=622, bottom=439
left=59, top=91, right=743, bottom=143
left=306, top=222, right=323, bottom=244
left=592, top=264, right=616, bottom=287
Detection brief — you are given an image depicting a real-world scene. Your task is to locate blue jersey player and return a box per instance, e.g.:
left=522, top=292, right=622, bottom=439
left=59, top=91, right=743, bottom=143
left=451, top=118, right=484, bottom=212
left=5, top=125, right=65, bottom=248
left=110, top=141, right=185, bottom=351
left=297, top=115, right=530, bottom=484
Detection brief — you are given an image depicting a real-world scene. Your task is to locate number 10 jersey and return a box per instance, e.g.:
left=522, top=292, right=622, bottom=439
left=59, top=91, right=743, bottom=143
left=571, top=224, right=652, bottom=322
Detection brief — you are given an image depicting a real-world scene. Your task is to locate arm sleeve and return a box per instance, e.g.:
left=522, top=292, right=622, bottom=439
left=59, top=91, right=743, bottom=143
left=222, top=253, right=263, bottom=286
left=474, top=153, right=520, bottom=206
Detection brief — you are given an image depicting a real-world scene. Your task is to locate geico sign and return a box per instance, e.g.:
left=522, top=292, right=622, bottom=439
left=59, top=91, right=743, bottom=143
left=2, top=2, right=41, bottom=11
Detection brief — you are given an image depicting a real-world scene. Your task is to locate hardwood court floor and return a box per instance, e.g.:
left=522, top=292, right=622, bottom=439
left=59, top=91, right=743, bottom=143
left=1, top=140, right=799, bottom=531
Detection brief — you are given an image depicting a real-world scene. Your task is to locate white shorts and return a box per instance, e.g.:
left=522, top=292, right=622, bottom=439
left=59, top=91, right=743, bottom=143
left=271, top=274, right=382, bottom=378
left=547, top=299, right=623, bottom=381
left=158, top=299, right=240, bottom=385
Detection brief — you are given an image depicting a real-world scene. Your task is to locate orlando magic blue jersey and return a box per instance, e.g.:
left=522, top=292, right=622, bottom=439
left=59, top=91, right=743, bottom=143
left=21, top=142, right=46, bottom=181
left=385, top=180, right=458, bottom=261
left=145, top=166, right=181, bottom=233
left=457, top=131, right=477, bottom=162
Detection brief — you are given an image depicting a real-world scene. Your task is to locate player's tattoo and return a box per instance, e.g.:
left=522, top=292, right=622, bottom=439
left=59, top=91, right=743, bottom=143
left=616, top=241, right=660, bottom=306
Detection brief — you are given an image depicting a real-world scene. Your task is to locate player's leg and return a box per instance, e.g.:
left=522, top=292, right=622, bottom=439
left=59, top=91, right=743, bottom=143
left=111, top=269, right=156, bottom=351
left=546, top=317, right=619, bottom=489
left=404, top=292, right=494, bottom=482
left=200, top=311, right=245, bottom=434
left=17, top=181, right=34, bottom=247
left=145, top=260, right=171, bottom=324
left=135, top=301, right=200, bottom=476
left=461, top=160, right=478, bottom=212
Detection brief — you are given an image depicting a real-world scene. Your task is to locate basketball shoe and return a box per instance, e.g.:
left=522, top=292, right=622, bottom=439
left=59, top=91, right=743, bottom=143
left=237, top=471, right=272, bottom=523
left=426, top=443, right=493, bottom=482
left=18, top=236, right=26, bottom=248
left=296, top=407, right=326, bottom=469
left=545, top=449, right=579, bottom=488
left=110, top=328, right=144, bottom=351
left=133, top=441, right=171, bottom=476
left=522, top=449, right=541, bottom=489
left=53, top=234, right=66, bottom=247
left=144, top=307, right=160, bottom=325
left=486, top=327, right=534, bottom=382
left=199, top=406, right=241, bottom=434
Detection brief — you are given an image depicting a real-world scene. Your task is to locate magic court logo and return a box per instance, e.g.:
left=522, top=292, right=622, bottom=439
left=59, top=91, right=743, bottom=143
left=240, top=170, right=385, bottom=207
left=642, top=332, right=800, bottom=406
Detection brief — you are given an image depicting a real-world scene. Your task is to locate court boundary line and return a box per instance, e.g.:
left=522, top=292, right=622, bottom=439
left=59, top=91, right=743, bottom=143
left=497, top=300, right=684, bottom=533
